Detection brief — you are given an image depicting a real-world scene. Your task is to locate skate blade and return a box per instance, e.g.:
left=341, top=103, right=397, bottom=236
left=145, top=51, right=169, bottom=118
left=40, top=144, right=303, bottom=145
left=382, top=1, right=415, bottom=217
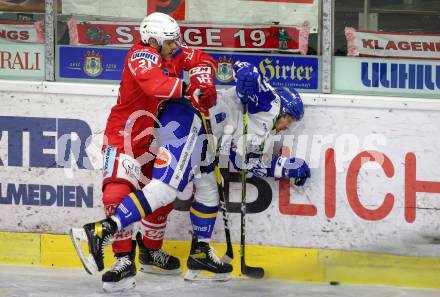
left=139, top=264, right=181, bottom=275
left=103, top=277, right=136, bottom=293
left=69, top=228, right=98, bottom=275
left=184, top=270, right=231, bottom=282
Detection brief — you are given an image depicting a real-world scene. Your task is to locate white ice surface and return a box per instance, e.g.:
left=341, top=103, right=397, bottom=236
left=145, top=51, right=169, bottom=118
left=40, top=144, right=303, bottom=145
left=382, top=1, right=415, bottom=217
left=0, top=266, right=439, bottom=297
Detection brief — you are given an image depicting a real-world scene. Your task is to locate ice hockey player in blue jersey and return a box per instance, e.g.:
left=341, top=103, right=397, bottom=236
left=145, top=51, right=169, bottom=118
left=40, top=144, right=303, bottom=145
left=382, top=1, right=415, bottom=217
left=211, top=61, right=310, bottom=183
left=70, top=61, right=310, bottom=290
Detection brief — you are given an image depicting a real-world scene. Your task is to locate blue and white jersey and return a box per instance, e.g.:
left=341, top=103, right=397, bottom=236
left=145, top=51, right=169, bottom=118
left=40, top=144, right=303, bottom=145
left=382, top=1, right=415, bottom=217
left=153, top=84, right=282, bottom=194
left=209, top=85, right=281, bottom=158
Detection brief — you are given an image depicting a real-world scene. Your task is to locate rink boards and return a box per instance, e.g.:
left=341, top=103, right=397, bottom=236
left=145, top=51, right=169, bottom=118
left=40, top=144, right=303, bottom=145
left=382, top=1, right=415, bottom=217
left=0, top=80, right=440, bottom=287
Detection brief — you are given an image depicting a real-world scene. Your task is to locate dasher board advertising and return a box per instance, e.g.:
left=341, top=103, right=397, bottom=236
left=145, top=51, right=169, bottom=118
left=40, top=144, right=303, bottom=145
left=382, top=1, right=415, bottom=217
left=334, top=56, right=440, bottom=97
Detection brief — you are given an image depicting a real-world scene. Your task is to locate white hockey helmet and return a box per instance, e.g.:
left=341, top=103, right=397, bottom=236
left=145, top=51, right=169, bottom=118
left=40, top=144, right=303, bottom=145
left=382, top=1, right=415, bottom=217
left=139, top=12, right=181, bottom=46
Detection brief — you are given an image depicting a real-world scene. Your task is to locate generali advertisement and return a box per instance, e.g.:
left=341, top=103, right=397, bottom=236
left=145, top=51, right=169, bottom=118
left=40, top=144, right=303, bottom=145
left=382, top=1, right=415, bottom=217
left=0, top=43, right=45, bottom=79
left=0, top=86, right=440, bottom=257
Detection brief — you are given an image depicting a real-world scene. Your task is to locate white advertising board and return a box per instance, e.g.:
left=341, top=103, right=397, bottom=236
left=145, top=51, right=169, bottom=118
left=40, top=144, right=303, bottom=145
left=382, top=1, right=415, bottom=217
left=186, top=0, right=319, bottom=33
left=62, top=0, right=146, bottom=18
left=334, top=56, right=440, bottom=97
left=0, top=43, right=45, bottom=80
left=62, top=0, right=319, bottom=32
left=1, top=84, right=440, bottom=257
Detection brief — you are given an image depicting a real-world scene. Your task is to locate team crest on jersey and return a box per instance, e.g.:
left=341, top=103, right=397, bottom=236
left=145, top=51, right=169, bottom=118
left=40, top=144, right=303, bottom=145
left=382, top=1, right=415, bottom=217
left=121, top=158, right=141, bottom=180
left=154, top=147, right=172, bottom=168
left=216, top=56, right=234, bottom=83
left=83, top=50, right=103, bottom=77
left=131, top=50, right=159, bottom=63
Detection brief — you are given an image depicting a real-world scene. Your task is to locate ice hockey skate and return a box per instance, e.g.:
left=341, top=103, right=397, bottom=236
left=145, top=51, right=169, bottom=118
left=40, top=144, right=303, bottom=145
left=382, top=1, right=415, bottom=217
left=137, top=236, right=181, bottom=275
left=184, top=234, right=232, bottom=281
left=102, top=252, right=137, bottom=293
left=70, top=217, right=118, bottom=274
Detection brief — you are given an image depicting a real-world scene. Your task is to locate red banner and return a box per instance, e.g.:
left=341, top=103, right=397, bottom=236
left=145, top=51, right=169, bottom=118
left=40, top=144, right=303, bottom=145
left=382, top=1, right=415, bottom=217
left=147, top=0, right=186, bottom=21
left=0, top=21, right=44, bottom=44
left=68, top=20, right=310, bottom=54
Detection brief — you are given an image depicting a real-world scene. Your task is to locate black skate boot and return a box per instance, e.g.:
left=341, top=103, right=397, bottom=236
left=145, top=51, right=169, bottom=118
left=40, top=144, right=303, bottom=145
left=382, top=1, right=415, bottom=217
left=102, top=251, right=136, bottom=293
left=70, top=217, right=118, bottom=274
left=184, top=234, right=233, bottom=281
left=137, top=235, right=181, bottom=275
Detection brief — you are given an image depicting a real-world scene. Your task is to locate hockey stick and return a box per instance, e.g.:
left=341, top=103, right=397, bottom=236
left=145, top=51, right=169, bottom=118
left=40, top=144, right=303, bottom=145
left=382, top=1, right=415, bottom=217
left=240, top=103, right=265, bottom=279
left=199, top=111, right=234, bottom=263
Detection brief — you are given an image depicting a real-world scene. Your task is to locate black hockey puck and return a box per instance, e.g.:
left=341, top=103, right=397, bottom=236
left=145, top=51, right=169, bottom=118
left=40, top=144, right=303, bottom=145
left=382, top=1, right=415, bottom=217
left=329, top=281, right=340, bottom=286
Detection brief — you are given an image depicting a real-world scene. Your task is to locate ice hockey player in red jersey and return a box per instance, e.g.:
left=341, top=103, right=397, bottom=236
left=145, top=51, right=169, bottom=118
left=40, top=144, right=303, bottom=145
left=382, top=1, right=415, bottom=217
left=71, top=61, right=311, bottom=289
left=90, top=12, right=217, bottom=293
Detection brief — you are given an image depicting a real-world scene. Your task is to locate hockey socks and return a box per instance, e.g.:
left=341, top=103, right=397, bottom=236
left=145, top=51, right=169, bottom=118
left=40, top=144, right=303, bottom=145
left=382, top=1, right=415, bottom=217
left=140, top=203, right=174, bottom=250
left=114, top=190, right=153, bottom=229
left=190, top=201, right=218, bottom=240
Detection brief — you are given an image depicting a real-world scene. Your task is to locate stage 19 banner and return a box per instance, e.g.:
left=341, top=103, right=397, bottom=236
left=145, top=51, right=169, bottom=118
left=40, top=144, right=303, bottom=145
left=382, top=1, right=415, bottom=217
left=68, top=20, right=310, bottom=54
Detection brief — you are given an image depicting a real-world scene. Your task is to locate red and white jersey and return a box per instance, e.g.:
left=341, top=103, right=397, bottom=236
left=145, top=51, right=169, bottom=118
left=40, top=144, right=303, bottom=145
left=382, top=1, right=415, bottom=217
left=104, top=43, right=217, bottom=151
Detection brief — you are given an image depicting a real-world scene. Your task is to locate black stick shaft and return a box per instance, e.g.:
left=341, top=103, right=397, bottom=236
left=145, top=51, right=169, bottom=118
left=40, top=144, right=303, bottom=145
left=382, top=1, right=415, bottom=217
left=240, top=103, right=265, bottom=279
left=241, top=103, right=248, bottom=274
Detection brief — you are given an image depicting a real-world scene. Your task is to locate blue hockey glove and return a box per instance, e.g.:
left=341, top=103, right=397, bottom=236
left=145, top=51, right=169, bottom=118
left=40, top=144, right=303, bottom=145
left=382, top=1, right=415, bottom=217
left=233, top=61, right=260, bottom=104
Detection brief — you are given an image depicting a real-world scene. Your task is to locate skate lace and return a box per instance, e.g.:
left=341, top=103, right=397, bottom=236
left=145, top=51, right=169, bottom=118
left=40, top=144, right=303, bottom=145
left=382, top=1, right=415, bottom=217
left=151, top=249, right=170, bottom=265
left=100, top=234, right=114, bottom=259
left=102, top=234, right=114, bottom=247
left=109, top=255, right=132, bottom=273
left=208, top=246, right=223, bottom=266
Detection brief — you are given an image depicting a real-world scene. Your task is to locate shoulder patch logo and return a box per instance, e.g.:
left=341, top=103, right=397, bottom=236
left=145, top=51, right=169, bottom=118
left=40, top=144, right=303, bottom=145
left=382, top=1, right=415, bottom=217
left=131, top=50, right=159, bottom=63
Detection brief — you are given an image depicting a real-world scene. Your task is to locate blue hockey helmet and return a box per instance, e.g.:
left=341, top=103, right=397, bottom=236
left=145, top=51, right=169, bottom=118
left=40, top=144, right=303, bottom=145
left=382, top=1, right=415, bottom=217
left=275, top=88, right=304, bottom=121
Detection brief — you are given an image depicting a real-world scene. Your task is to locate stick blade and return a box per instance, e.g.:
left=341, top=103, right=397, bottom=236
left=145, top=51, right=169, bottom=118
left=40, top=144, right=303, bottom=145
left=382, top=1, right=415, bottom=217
left=242, top=265, right=265, bottom=279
